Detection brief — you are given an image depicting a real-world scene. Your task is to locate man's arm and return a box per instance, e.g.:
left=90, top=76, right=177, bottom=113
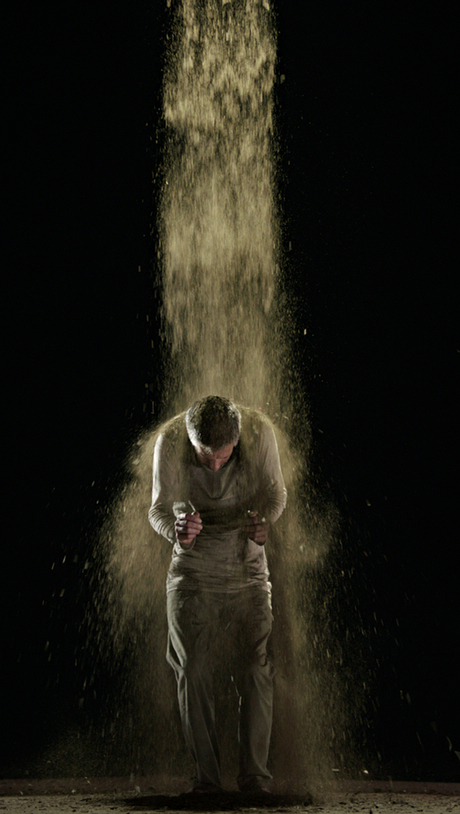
left=148, top=434, right=178, bottom=542
left=257, top=420, right=287, bottom=523
left=244, top=420, right=287, bottom=544
left=148, top=433, right=202, bottom=549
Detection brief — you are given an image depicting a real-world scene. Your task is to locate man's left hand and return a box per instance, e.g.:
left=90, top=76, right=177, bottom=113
left=244, top=511, right=269, bottom=544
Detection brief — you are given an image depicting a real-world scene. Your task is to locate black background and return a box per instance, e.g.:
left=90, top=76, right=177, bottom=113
left=3, top=0, right=458, bottom=781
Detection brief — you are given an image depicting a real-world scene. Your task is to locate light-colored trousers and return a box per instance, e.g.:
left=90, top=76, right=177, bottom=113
left=166, top=586, right=274, bottom=789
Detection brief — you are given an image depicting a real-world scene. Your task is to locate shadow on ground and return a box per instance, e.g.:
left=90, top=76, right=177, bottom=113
left=124, top=791, right=313, bottom=810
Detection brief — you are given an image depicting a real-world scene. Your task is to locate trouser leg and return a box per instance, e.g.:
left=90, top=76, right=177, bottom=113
left=166, top=590, right=222, bottom=787
left=231, top=589, right=274, bottom=789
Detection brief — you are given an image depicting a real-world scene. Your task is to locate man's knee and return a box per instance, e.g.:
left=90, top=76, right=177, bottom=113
left=236, top=652, right=274, bottom=693
left=167, top=639, right=209, bottom=682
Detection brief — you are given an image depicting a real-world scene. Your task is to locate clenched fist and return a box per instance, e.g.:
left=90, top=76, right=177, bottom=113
left=244, top=511, right=269, bottom=545
left=175, top=512, right=202, bottom=548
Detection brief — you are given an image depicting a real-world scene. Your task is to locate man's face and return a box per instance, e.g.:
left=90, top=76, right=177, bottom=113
left=193, top=442, right=234, bottom=472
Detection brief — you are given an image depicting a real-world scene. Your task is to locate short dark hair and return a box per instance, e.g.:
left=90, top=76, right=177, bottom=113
left=186, top=396, right=241, bottom=452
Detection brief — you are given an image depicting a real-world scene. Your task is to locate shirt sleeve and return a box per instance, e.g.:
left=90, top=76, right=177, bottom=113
left=256, top=421, right=287, bottom=524
left=148, top=433, right=177, bottom=543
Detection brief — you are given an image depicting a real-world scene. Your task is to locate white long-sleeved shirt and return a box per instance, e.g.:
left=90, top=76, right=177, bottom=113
left=148, top=411, right=287, bottom=593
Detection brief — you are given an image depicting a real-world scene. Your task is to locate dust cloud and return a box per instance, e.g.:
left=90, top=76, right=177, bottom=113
left=86, top=0, right=362, bottom=796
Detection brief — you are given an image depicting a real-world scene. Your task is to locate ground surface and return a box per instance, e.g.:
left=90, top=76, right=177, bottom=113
left=1, top=781, right=459, bottom=814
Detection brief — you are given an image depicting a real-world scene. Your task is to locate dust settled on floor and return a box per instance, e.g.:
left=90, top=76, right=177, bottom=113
left=2, top=787, right=460, bottom=814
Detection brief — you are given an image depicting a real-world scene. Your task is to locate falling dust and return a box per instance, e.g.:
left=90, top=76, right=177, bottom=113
left=82, top=0, right=366, bottom=797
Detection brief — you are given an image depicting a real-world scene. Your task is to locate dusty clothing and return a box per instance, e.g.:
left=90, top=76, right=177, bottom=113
left=148, top=411, right=287, bottom=593
left=148, top=409, right=286, bottom=789
left=166, top=587, right=274, bottom=788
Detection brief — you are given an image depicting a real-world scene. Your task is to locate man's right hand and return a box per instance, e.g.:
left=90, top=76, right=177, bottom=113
left=175, top=512, right=202, bottom=548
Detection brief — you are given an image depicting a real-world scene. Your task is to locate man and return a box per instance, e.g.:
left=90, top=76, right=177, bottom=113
left=148, top=395, right=287, bottom=794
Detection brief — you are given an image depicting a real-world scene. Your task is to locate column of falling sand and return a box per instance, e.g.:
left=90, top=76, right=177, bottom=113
left=96, top=0, right=358, bottom=795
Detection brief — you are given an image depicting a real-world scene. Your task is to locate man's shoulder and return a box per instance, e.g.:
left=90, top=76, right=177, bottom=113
left=239, top=408, right=278, bottom=457
left=161, top=411, right=187, bottom=439
left=240, top=407, right=275, bottom=436
left=156, top=412, right=189, bottom=456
